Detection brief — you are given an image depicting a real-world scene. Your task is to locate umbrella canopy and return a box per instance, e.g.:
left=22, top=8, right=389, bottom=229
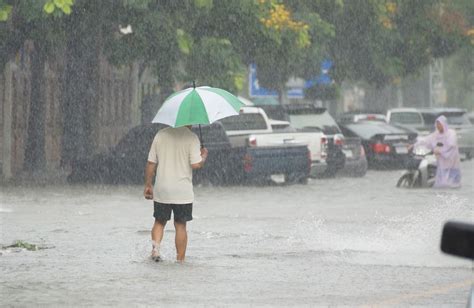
left=152, top=86, right=244, bottom=127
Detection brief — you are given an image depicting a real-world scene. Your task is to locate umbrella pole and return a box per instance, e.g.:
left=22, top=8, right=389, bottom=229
left=194, top=81, right=204, bottom=148
left=199, top=124, right=204, bottom=148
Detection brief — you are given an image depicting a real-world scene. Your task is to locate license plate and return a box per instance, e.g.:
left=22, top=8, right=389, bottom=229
left=270, top=174, right=285, bottom=183
left=343, top=149, right=353, bottom=158
left=396, top=146, right=408, bottom=154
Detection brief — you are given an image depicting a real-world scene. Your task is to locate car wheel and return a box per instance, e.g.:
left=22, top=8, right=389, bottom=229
left=297, top=176, right=309, bottom=185
left=284, top=173, right=308, bottom=185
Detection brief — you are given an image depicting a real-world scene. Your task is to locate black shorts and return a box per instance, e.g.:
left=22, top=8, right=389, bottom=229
left=153, top=202, right=193, bottom=222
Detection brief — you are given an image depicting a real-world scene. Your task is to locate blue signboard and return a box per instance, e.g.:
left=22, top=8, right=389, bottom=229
left=249, top=61, right=333, bottom=99
left=304, top=59, right=333, bottom=88
left=249, top=64, right=305, bottom=99
left=248, top=64, right=279, bottom=98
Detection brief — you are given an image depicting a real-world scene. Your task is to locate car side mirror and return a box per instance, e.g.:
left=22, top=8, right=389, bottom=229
left=440, top=221, right=474, bottom=260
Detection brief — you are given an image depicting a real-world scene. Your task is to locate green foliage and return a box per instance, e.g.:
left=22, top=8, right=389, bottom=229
left=249, top=1, right=334, bottom=98
left=305, top=84, right=339, bottom=101
left=177, top=28, right=193, bottom=55
left=0, top=3, right=12, bottom=21
left=185, top=37, right=245, bottom=92
left=2, top=0, right=472, bottom=98
left=121, top=0, right=150, bottom=9
left=44, top=0, right=74, bottom=15
left=44, top=2, right=55, bottom=14
left=327, top=0, right=471, bottom=88
left=0, top=0, right=73, bottom=70
left=194, top=0, right=212, bottom=9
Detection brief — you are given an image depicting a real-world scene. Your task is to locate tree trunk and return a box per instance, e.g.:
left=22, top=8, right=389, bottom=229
left=277, top=85, right=288, bottom=105
left=141, top=77, right=174, bottom=124
left=24, top=47, right=46, bottom=172
left=2, top=62, right=14, bottom=179
left=61, top=8, right=101, bottom=166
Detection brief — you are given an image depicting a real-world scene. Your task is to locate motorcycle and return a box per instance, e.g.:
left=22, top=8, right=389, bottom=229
left=397, top=146, right=437, bottom=188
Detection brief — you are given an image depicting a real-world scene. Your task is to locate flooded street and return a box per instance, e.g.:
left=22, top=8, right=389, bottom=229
left=2, top=1, right=473, bottom=306
left=1, top=162, right=473, bottom=307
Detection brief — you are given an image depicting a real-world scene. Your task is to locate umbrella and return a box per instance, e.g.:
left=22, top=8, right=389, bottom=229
left=152, top=83, right=244, bottom=145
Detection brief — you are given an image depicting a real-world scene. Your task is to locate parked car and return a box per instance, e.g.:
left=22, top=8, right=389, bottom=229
left=220, top=106, right=329, bottom=178
left=387, top=108, right=474, bottom=159
left=337, top=135, right=368, bottom=177
left=339, top=121, right=417, bottom=169
left=230, top=142, right=310, bottom=185
left=68, top=123, right=233, bottom=185
left=267, top=119, right=295, bottom=132
left=200, top=121, right=310, bottom=185
left=468, top=111, right=474, bottom=125
left=261, top=104, right=349, bottom=177
left=338, top=112, right=386, bottom=124
left=68, top=121, right=310, bottom=185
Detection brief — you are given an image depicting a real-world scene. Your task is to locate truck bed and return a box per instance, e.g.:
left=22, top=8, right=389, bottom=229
left=224, top=144, right=310, bottom=184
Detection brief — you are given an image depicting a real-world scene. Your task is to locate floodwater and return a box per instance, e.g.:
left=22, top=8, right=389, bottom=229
left=1, top=162, right=473, bottom=307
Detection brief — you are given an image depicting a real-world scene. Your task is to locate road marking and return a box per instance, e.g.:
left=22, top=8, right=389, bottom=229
left=370, top=279, right=473, bottom=307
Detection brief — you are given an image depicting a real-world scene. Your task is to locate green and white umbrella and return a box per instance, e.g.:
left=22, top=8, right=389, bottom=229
left=152, top=86, right=244, bottom=128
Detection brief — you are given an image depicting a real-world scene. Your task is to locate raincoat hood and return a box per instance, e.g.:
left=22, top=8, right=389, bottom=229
left=435, top=115, right=449, bottom=134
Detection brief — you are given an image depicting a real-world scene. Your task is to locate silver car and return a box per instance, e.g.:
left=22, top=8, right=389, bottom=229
left=387, top=108, right=474, bottom=159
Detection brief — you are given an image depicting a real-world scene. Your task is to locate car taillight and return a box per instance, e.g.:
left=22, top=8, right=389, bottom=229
left=334, top=134, right=344, bottom=146
left=307, top=150, right=312, bottom=174
left=248, top=136, right=257, bottom=147
left=243, top=154, right=253, bottom=172
left=372, top=142, right=391, bottom=154
left=320, top=137, right=328, bottom=159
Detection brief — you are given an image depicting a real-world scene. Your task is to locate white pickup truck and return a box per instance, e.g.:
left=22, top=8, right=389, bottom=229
left=220, top=106, right=331, bottom=177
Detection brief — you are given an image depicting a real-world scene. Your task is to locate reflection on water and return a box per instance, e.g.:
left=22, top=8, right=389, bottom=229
left=1, top=161, right=473, bottom=306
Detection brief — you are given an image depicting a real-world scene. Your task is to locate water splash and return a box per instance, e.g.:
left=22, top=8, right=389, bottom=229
left=285, top=194, right=472, bottom=267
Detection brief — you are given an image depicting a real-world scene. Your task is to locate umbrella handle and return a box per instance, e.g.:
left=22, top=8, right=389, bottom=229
left=199, top=124, right=204, bottom=148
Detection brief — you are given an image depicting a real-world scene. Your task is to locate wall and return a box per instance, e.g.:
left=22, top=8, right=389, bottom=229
left=1, top=47, right=154, bottom=179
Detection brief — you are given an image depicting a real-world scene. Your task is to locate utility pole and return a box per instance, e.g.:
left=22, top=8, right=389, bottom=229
left=429, top=58, right=444, bottom=107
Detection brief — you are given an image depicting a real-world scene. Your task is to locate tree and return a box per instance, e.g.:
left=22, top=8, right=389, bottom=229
left=443, top=0, right=474, bottom=109
left=1, top=0, right=73, bottom=172
left=245, top=1, right=321, bottom=104
left=328, top=0, right=471, bottom=87
left=3, top=0, right=472, bottom=172
left=56, top=0, right=210, bottom=164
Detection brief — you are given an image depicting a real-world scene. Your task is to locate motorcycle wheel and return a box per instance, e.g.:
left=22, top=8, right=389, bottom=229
left=397, top=173, right=416, bottom=188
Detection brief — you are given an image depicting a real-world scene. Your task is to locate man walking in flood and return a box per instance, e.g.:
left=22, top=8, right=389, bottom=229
left=144, top=126, right=208, bottom=262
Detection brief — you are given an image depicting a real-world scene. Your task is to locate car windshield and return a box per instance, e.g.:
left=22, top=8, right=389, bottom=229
left=345, top=122, right=409, bottom=139
left=288, top=113, right=341, bottom=134
left=220, top=113, right=268, bottom=131
left=422, top=112, right=472, bottom=126
left=389, top=112, right=423, bottom=125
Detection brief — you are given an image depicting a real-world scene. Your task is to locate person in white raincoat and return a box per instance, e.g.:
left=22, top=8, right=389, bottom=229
left=413, top=115, right=461, bottom=188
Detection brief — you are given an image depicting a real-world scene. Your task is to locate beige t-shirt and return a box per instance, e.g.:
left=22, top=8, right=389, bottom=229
left=147, top=127, right=202, bottom=204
